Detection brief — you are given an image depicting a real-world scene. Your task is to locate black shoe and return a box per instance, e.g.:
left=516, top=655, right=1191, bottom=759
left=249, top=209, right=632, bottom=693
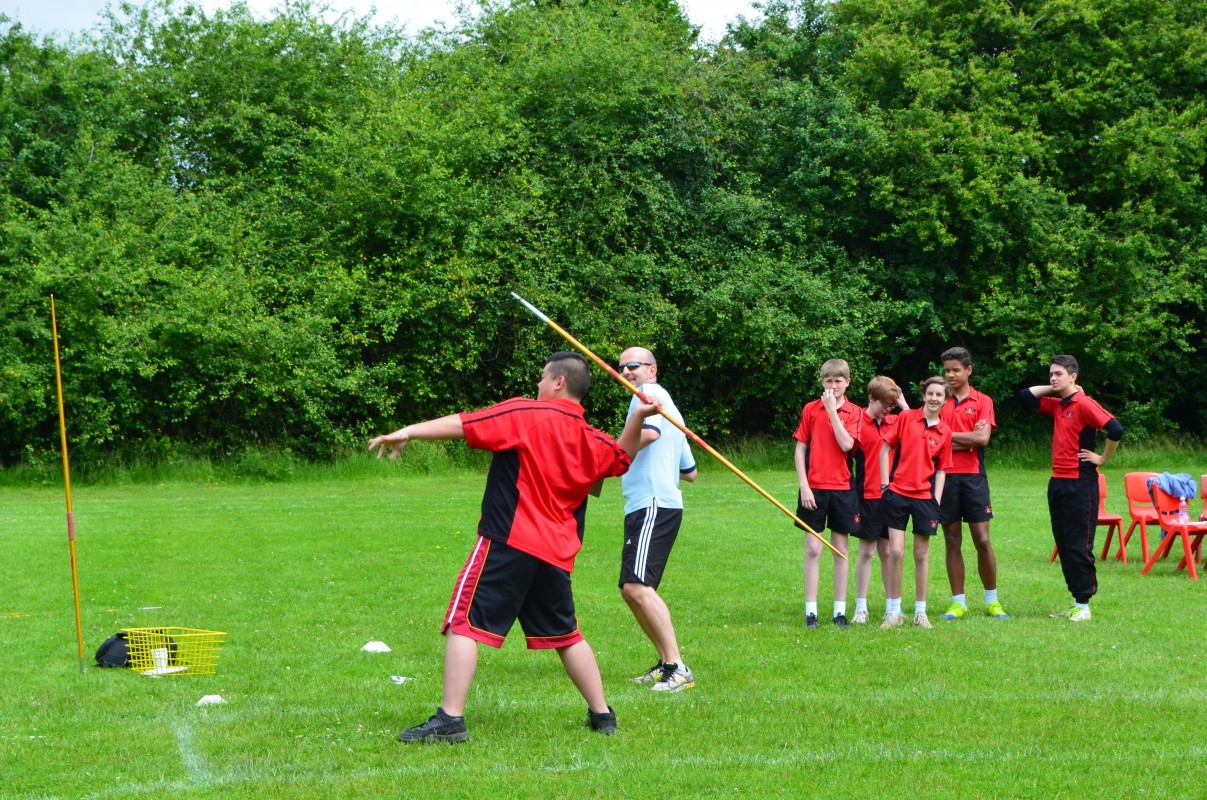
left=586, top=705, right=617, bottom=735
left=805, top=613, right=819, bottom=629
left=833, top=613, right=850, bottom=629
left=399, top=707, right=468, bottom=743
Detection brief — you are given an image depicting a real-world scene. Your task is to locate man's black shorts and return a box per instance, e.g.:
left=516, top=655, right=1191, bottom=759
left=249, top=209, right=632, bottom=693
left=796, top=487, right=860, bottom=535
left=939, top=473, right=994, bottom=525
left=444, top=536, right=582, bottom=650
left=882, top=490, right=941, bottom=537
left=619, top=505, right=682, bottom=590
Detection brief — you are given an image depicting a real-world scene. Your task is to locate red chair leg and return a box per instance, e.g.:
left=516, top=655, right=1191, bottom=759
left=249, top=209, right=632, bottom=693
left=1099, top=526, right=1116, bottom=561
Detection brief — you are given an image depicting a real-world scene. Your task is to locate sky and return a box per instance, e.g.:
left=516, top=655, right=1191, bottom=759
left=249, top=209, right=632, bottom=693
left=5, top=0, right=763, bottom=42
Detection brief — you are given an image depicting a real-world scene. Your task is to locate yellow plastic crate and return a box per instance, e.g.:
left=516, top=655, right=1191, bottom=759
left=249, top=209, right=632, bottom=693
left=123, top=627, right=226, bottom=677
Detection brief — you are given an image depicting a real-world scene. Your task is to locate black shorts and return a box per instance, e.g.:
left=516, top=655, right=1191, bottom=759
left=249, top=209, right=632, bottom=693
left=443, top=536, right=582, bottom=650
left=882, top=490, right=941, bottom=537
left=855, top=497, right=889, bottom=541
left=938, top=473, right=994, bottom=524
left=620, top=505, right=682, bottom=589
left=796, top=487, right=860, bottom=535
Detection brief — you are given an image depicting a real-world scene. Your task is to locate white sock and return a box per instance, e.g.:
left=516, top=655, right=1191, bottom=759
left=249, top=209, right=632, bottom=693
left=1075, top=601, right=1089, bottom=610
left=855, top=598, right=868, bottom=613
left=888, top=598, right=901, bottom=614
left=952, top=593, right=967, bottom=608
left=915, top=601, right=927, bottom=615
left=805, top=601, right=818, bottom=616
left=985, top=589, right=998, bottom=604
left=833, top=601, right=846, bottom=618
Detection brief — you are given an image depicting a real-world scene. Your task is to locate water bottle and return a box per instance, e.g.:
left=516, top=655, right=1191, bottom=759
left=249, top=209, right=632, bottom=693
left=1177, top=497, right=1190, bottom=524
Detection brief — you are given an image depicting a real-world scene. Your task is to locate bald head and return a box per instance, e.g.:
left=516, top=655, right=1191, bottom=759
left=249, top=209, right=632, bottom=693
left=619, top=346, right=658, bottom=388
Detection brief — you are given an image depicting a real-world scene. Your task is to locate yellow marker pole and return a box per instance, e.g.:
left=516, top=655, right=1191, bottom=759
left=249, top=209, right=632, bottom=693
left=51, top=296, right=87, bottom=672
left=510, top=292, right=845, bottom=559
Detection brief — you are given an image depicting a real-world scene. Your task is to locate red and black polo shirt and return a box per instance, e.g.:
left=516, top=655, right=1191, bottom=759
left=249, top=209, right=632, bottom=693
left=1037, top=392, right=1117, bottom=479
left=884, top=408, right=954, bottom=500
left=792, top=398, right=862, bottom=490
left=940, top=387, right=996, bottom=476
left=460, top=397, right=631, bottom=572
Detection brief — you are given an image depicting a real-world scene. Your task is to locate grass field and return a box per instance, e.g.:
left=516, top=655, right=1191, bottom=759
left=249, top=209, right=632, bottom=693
left=3, top=451, right=1206, bottom=798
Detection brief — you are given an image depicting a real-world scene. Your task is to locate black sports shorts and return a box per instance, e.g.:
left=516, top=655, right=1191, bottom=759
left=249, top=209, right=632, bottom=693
left=619, top=505, right=683, bottom=590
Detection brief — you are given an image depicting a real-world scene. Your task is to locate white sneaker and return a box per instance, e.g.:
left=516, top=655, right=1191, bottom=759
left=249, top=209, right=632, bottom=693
left=913, top=612, right=933, bottom=629
left=651, top=663, right=695, bottom=693
left=1068, top=606, right=1092, bottom=622
left=852, top=609, right=869, bottom=624
left=880, top=612, right=906, bottom=629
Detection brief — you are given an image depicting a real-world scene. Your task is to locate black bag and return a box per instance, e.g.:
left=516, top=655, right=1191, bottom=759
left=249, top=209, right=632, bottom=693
left=95, top=632, right=130, bottom=667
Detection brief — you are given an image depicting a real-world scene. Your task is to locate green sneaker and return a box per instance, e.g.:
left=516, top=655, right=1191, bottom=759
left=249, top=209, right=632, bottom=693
left=985, top=601, right=1009, bottom=619
left=941, top=602, right=967, bottom=621
left=1050, top=606, right=1091, bottom=621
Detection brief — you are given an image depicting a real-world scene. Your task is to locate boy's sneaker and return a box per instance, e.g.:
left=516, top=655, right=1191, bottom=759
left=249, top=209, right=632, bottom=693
left=852, top=609, right=869, bottom=624
left=832, top=613, right=850, bottom=629
left=586, top=705, right=617, bottom=735
left=913, top=612, right=933, bottom=629
left=632, top=661, right=664, bottom=684
left=805, top=613, right=819, bottom=630
left=986, top=601, right=1009, bottom=619
left=1068, top=606, right=1092, bottom=622
left=399, top=707, right=468, bottom=744
left=880, top=612, right=905, bottom=629
left=651, top=663, right=695, bottom=693
left=941, top=603, right=967, bottom=621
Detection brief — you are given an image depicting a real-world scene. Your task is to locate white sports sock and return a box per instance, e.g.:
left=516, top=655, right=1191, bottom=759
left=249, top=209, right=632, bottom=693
left=805, top=601, right=818, bottom=616
left=915, top=601, right=927, bottom=615
left=952, top=593, right=967, bottom=608
left=887, top=598, right=901, bottom=614
left=855, top=598, right=868, bottom=613
left=985, top=589, right=998, bottom=604
left=833, top=601, right=846, bottom=617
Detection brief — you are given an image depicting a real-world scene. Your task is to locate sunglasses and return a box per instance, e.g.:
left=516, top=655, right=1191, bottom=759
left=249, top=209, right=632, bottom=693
left=618, top=361, right=653, bottom=370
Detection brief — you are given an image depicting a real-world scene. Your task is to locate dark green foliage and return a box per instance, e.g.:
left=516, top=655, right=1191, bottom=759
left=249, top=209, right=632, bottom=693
left=1, top=0, right=1204, bottom=465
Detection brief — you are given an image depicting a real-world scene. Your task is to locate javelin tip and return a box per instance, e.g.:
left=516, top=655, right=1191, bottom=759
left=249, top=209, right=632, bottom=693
left=509, top=292, right=550, bottom=324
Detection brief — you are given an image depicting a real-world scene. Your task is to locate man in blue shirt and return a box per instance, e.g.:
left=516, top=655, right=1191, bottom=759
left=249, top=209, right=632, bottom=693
left=617, top=347, right=698, bottom=693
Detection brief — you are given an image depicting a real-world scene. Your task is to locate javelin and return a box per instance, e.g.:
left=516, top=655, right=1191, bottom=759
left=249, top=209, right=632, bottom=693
left=510, top=292, right=844, bottom=559
left=51, top=296, right=87, bottom=673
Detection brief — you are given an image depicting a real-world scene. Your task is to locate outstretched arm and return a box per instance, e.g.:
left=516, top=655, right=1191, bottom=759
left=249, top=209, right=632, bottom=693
left=369, top=414, right=465, bottom=461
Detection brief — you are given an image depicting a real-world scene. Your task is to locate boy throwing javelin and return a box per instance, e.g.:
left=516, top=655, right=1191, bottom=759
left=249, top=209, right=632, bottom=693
left=370, top=352, right=658, bottom=742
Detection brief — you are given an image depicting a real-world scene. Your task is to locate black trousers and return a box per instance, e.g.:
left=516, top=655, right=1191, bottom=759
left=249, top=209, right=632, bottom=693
left=1048, top=476, right=1098, bottom=604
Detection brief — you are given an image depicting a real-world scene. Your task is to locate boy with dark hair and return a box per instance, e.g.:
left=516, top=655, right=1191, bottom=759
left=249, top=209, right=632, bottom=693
left=793, top=358, right=862, bottom=629
left=369, top=352, right=659, bottom=742
left=1019, top=355, right=1123, bottom=622
left=880, top=377, right=953, bottom=629
left=937, top=347, right=1007, bottom=621
left=850, top=376, right=908, bottom=624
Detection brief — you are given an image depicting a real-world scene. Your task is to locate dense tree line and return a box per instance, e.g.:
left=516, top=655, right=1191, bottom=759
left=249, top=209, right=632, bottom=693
left=1, top=0, right=1204, bottom=465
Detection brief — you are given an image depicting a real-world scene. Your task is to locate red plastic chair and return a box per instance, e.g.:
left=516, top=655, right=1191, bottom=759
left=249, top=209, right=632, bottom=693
left=1141, top=483, right=1207, bottom=580
left=1119, top=471, right=1159, bottom=565
left=1050, top=472, right=1123, bottom=563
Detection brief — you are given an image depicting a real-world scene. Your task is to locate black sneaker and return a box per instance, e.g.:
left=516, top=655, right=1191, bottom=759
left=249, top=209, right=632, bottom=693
left=833, top=613, right=850, bottom=629
left=399, top=707, right=469, bottom=743
left=586, top=705, right=617, bottom=735
left=805, top=613, right=819, bottom=629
